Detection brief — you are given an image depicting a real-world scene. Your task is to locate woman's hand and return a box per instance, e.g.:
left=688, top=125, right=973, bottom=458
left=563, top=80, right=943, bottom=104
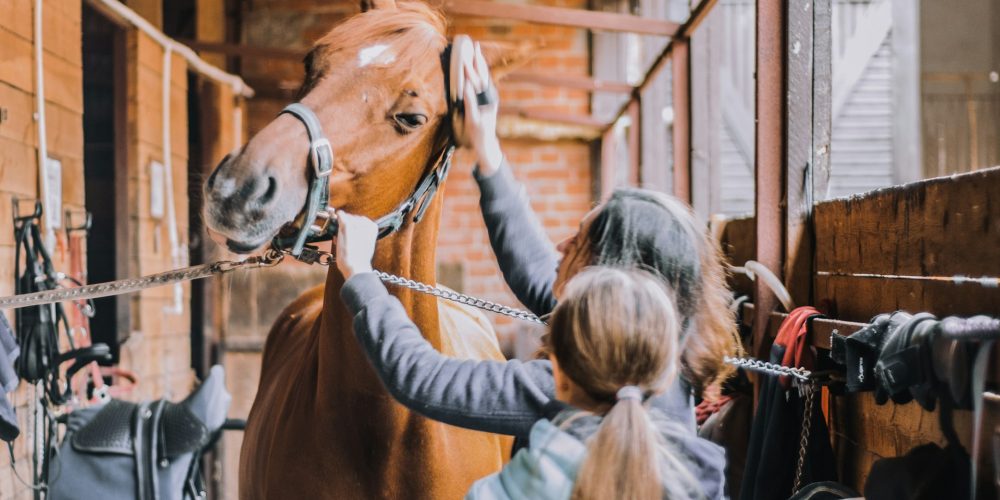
left=462, top=42, right=503, bottom=175
left=335, top=211, right=378, bottom=279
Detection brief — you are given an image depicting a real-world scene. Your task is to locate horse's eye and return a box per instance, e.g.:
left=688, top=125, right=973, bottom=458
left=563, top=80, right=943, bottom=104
left=394, top=113, right=427, bottom=130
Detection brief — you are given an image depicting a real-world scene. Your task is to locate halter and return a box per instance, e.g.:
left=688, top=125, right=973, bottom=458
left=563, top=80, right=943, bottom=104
left=272, top=103, right=455, bottom=257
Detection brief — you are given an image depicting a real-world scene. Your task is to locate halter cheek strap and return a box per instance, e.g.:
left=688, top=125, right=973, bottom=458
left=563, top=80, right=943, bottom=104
left=278, top=103, right=334, bottom=256
left=274, top=102, right=456, bottom=258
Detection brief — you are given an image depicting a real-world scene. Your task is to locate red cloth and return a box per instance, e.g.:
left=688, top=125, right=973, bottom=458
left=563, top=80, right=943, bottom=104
left=695, top=394, right=733, bottom=426
left=773, top=306, right=822, bottom=387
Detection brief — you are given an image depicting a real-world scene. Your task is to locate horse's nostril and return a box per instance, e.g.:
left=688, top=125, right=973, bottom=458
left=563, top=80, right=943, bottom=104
left=260, top=176, right=278, bottom=205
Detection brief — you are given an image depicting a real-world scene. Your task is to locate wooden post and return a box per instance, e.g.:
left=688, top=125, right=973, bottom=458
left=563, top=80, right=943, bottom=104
left=672, top=39, right=691, bottom=203
left=627, top=98, right=641, bottom=186
left=196, top=0, right=227, bottom=68
left=124, top=0, right=162, bottom=28
left=785, top=0, right=815, bottom=306
left=891, top=0, right=921, bottom=183
left=752, top=0, right=786, bottom=359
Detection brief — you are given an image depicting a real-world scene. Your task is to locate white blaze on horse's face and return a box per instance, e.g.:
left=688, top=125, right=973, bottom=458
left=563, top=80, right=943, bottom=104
left=357, top=44, right=396, bottom=67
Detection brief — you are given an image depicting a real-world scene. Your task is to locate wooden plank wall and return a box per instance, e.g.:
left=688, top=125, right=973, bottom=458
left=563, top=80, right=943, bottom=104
left=116, top=29, right=195, bottom=402
left=720, top=168, right=1000, bottom=493
left=0, top=1, right=85, bottom=496
left=816, top=166, right=1000, bottom=490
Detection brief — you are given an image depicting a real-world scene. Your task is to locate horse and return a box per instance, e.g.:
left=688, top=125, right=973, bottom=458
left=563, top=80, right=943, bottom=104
left=201, top=2, right=523, bottom=498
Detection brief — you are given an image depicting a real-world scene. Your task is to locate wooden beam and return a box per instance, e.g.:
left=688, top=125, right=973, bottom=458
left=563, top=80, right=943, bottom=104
left=671, top=39, right=691, bottom=203
left=784, top=0, right=817, bottom=307
left=195, top=0, right=228, bottom=68
left=440, top=0, right=680, bottom=37
left=506, top=71, right=633, bottom=93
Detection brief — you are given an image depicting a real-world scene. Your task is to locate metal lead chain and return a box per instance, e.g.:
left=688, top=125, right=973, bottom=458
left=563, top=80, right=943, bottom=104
left=0, top=250, right=284, bottom=310
left=723, top=356, right=812, bottom=382
left=375, top=272, right=546, bottom=325
left=287, top=247, right=547, bottom=325
left=793, top=381, right=817, bottom=494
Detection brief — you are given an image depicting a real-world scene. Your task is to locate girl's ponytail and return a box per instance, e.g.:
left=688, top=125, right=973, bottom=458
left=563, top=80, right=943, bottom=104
left=549, top=268, right=703, bottom=500
left=570, top=387, right=661, bottom=500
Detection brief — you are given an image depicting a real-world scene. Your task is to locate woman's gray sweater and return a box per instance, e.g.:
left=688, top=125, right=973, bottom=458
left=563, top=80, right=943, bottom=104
left=340, top=161, right=698, bottom=437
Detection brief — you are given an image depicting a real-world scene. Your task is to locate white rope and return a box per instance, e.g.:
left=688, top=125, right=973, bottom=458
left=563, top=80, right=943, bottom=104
left=34, top=0, right=54, bottom=250
left=162, top=45, right=184, bottom=315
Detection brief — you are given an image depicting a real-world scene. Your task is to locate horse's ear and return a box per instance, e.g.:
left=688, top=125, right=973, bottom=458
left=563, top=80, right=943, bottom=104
left=361, top=0, right=397, bottom=12
left=477, top=40, right=534, bottom=80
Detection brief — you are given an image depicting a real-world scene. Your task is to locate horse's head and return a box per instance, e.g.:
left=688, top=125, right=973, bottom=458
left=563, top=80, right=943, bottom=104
left=203, top=1, right=524, bottom=253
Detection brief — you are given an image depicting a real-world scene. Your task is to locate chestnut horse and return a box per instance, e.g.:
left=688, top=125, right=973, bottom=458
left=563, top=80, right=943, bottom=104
left=202, top=2, right=520, bottom=498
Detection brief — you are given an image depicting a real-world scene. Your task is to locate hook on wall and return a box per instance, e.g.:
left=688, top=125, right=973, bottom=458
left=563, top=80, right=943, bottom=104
left=64, top=208, right=92, bottom=234
left=729, top=260, right=796, bottom=312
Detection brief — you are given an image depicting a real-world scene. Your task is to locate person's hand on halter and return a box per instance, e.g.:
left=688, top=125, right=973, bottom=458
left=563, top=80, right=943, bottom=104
left=335, top=210, right=378, bottom=279
left=462, top=42, right=503, bottom=176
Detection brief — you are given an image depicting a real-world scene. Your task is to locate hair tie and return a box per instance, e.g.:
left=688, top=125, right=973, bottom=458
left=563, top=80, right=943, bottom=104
left=616, top=385, right=643, bottom=402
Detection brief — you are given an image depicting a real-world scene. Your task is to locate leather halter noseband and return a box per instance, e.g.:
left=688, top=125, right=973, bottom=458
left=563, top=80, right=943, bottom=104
left=273, top=103, right=455, bottom=257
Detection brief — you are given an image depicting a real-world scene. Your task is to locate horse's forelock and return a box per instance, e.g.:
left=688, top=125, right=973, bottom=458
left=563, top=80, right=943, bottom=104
left=299, top=2, right=448, bottom=95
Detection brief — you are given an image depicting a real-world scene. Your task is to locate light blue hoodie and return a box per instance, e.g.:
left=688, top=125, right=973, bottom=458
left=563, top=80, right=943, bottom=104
left=466, top=406, right=726, bottom=500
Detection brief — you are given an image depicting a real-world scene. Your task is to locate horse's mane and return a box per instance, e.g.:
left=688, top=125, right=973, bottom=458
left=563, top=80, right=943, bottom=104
left=299, top=2, right=448, bottom=96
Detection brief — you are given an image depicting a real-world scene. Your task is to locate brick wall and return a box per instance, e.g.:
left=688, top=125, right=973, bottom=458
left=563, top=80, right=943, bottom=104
left=447, top=3, right=593, bottom=350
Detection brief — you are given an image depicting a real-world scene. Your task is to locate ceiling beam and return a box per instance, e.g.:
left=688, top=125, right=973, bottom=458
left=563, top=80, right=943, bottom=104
left=506, top=71, right=634, bottom=93
left=439, top=0, right=680, bottom=37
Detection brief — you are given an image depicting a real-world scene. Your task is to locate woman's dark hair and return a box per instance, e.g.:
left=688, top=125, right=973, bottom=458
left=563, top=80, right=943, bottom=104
left=586, top=188, right=741, bottom=393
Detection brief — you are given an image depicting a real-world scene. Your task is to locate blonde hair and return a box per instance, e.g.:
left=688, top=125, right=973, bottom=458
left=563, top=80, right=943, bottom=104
left=548, top=267, right=701, bottom=500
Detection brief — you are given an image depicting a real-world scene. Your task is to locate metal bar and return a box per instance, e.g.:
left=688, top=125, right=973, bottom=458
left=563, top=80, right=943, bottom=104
left=179, top=39, right=306, bottom=60
left=600, top=126, right=616, bottom=200
left=506, top=71, right=634, bottom=93
left=602, top=0, right=720, bottom=133
left=440, top=0, right=681, bottom=37
left=672, top=39, right=691, bottom=203
left=753, top=0, right=786, bottom=360
left=499, top=107, right=609, bottom=128
left=626, top=99, right=641, bottom=185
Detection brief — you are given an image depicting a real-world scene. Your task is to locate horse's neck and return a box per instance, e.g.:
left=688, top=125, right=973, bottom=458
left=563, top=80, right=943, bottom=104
left=317, top=208, right=442, bottom=374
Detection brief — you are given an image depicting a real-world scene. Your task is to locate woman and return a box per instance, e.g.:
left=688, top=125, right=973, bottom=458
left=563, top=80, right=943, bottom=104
left=336, top=43, right=740, bottom=440
left=467, top=267, right=720, bottom=499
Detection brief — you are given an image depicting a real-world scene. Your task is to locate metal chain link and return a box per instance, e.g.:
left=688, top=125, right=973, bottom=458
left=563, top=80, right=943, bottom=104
left=0, top=249, right=285, bottom=310
left=290, top=246, right=546, bottom=325
left=793, top=381, right=816, bottom=494
left=375, top=272, right=546, bottom=325
left=722, top=356, right=812, bottom=381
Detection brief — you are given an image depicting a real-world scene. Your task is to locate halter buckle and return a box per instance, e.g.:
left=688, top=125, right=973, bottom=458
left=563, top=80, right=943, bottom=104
left=310, top=138, right=334, bottom=178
